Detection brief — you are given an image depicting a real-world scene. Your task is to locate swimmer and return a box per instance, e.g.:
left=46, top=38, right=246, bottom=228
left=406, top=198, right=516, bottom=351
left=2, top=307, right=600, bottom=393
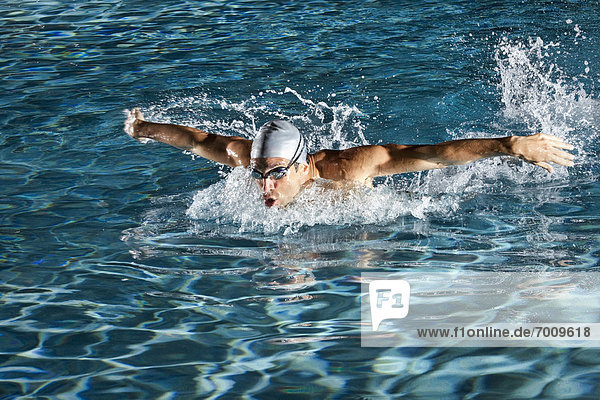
left=124, top=108, right=575, bottom=208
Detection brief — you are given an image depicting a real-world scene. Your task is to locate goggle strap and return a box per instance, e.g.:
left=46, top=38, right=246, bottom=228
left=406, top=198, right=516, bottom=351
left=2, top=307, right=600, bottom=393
left=286, top=134, right=304, bottom=168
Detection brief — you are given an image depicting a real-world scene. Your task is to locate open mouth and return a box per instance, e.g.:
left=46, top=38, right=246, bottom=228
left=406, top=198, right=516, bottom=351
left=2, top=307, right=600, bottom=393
left=264, top=198, right=276, bottom=208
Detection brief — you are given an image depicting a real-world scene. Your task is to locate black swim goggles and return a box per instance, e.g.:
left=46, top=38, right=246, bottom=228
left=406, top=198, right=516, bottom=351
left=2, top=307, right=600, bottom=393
left=250, top=134, right=305, bottom=180
left=251, top=164, right=292, bottom=180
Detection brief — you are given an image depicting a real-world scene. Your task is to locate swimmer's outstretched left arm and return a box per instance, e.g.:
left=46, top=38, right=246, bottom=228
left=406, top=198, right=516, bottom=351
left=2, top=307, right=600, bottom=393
left=376, top=133, right=575, bottom=175
left=316, top=133, right=575, bottom=180
left=384, top=133, right=575, bottom=173
left=378, top=133, right=575, bottom=175
left=123, top=108, right=251, bottom=167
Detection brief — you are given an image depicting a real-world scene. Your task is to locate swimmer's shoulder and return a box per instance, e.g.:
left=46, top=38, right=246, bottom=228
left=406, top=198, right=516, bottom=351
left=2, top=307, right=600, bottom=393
left=309, top=150, right=340, bottom=180
left=309, top=149, right=374, bottom=183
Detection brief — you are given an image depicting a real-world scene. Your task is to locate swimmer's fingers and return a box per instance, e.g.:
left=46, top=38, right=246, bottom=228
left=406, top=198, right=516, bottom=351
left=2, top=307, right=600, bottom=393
left=533, top=161, right=554, bottom=173
left=531, top=147, right=574, bottom=173
left=134, top=107, right=144, bottom=120
left=544, top=137, right=575, bottom=168
left=514, top=133, right=576, bottom=172
left=542, top=133, right=575, bottom=150
left=549, top=148, right=575, bottom=167
left=123, top=108, right=145, bottom=140
left=532, top=133, right=575, bottom=152
left=123, top=109, right=136, bottom=137
left=533, top=133, right=573, bottom=148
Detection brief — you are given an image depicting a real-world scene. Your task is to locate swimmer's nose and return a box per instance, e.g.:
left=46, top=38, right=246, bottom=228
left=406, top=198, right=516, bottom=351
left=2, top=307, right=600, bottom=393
left=261, top=177, right=276, bottom=193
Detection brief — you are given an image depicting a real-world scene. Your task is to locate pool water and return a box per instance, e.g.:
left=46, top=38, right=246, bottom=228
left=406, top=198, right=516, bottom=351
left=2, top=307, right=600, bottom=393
left=2, top=0, right=600, bottom=398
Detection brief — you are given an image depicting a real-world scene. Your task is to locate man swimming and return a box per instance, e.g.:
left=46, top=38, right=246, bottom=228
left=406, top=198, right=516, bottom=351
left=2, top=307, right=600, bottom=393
left=124, top=108, right=575, bottom=208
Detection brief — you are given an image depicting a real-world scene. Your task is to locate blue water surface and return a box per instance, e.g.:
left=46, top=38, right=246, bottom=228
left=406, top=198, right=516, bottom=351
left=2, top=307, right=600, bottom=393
left=1, top=0, right=600, bottom=398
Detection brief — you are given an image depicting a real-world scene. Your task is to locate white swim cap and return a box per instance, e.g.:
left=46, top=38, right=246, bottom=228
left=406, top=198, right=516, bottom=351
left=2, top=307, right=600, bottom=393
left=251, top=120, right=308, bottom=165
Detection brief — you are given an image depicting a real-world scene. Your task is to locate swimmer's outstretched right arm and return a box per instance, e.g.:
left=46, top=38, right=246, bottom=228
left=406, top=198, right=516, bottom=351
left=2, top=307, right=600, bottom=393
left=124, top=108, right=251, bottom=167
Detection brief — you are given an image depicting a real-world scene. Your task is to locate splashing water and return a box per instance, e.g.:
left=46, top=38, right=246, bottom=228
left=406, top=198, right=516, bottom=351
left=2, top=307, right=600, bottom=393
left=415, top=35, right=600, bottom=201
left=494, top=36, right=599, bottom=157
left=144, top=87, right=369, bottom=152
left=186, top=167, right=458, bottom=235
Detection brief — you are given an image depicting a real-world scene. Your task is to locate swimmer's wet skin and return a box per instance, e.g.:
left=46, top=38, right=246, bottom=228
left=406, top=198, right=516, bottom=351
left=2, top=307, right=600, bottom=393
left=124, top=108, right=575, bottom=208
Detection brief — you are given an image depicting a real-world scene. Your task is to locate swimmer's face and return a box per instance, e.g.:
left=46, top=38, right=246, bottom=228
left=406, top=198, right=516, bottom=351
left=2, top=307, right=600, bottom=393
left=251, top=157, right=308, bottom=208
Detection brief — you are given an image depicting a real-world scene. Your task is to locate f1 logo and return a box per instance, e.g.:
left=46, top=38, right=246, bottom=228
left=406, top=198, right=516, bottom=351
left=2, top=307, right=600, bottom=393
left=369, top=280, right=411, bottom=331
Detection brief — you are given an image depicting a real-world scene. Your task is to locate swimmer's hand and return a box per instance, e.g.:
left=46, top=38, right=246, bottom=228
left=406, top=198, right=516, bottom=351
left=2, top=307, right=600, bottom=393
left=508, top=133, right=575, bottom=173
left=123, top=108, right=152, bottom=143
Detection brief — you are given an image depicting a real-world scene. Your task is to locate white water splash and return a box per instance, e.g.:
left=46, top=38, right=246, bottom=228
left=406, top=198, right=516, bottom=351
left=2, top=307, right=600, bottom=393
left=186, top=167, right=458, bottom=235
left=281, top=87, right=369, bottom=151
left=494, top=36, right=599, bottom=154
left=145, top=87, right=369, bottom=153
left=410, top=35, right=599, bottom=199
